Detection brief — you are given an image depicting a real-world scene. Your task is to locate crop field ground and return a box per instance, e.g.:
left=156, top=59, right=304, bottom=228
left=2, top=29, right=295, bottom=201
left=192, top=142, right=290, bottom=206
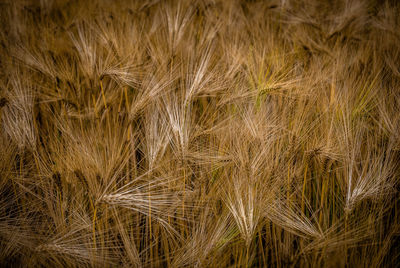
left=0, top=0, right=399, bottom=267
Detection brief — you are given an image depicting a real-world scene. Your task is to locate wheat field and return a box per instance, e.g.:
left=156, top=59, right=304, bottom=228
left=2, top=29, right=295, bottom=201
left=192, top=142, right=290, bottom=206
left=0, top=0, right=399, bottom=267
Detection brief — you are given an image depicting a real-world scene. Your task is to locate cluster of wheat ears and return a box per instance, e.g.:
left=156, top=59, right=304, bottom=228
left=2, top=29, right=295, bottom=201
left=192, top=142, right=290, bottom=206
left=0, top=0, right=399, bottom=267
